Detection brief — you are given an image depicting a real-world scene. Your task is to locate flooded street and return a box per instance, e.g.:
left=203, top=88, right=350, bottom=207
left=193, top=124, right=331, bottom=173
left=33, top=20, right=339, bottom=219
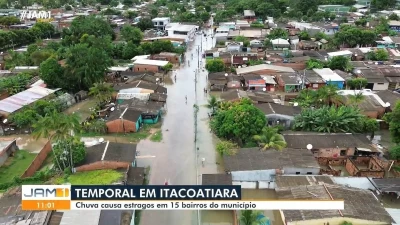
left=140, top=19, right=220, bottom=225
left=0, top=135, right=48, bottom=153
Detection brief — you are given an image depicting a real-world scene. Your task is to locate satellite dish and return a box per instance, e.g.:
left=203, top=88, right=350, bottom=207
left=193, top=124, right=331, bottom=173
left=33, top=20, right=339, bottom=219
left=110, top=107, right=115, bottom=111
left=156, top=78, right=160, bottom=81
left=262, top=88, right=266, bottom=92
left=3, top=119, right=7, bottom=123
left=293, top=102, right=299, bottom=107
left=225, top=73, right=228, bottom=77
left=99, top=138, right=105, bottom=143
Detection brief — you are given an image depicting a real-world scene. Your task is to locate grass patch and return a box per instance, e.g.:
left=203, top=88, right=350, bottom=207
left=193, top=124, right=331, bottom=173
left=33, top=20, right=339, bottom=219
left=0, top=150, right=37, bottom=182
left=150, top=130, right=163, bottom=142
left=55, top=170, right=123, bottom=185
left=79, top=123, right=161, bottom=143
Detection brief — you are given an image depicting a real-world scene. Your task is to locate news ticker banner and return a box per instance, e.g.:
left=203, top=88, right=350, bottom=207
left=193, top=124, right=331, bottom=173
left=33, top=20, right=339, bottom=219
left=22, top=185, right=344, bottom=211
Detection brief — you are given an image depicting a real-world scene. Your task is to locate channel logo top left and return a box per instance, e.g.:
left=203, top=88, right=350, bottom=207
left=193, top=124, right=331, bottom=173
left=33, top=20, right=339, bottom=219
left=22, top=185, right=71, bottom=200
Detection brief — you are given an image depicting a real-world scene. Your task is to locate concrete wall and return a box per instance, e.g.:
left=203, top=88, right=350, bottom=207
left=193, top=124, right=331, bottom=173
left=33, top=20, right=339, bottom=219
left=313, top=147, right=355, bottom=158
left=345, top=157, right=385, bottom=178
left=106, top=119, right=137, bottom=133
left=134, top=64, right=160, bottom=73
left=21, top=141, right=51, bottom=178
left=0, top=140, right=18, bottom=166
left=283, top=167, right=320, bottom=175
left=372, top=82, right=389, bottom=91
left=75, top=161, right=130, bottom=172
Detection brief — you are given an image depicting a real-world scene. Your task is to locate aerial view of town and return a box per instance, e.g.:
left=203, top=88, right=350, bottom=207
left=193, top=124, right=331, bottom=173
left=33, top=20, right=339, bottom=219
left=2, top=0, right=400, bottom=224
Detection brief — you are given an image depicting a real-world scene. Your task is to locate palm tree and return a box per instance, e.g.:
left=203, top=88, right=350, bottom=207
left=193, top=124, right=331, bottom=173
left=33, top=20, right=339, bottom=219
left=32, top=111, right=82, bottom=171
left=240, top=210, right=267, bottom=225
left=295, top=89, right=317, bottom=107
left=253, top=127, right=287, bottom=151
left=348, top=92, right=365, bottom=107
left=206, top=95, right=219, bottom=114
left=316, top=85, right=343, bottom=106
left=89, top=82, right=114, bottom=105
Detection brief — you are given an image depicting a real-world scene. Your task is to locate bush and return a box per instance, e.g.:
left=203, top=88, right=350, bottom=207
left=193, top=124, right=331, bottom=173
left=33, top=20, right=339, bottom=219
left=216, top=141, right=238, bottom=156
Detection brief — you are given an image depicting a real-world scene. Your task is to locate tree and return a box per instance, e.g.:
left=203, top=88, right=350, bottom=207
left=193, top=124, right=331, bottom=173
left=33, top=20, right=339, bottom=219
left=315, top=85, right=342, bottom=106
left=89, top=82, right=114, bottom=104
left=250, top=21, right=264, bottom=28
left=383, top=101, right=400, bottom=144
left=253, top=127, right=287, bottom=151
left=306, top=59, right=325, bottom=69
left=294, top=106, right=365, bottom=133
left=298, top=30, right=310, bottom=40
left=328, top=56, right=352, bottom=71
left=162, top=63, right=173, bottom=72
left=52, top=137, right=86, bottom=171
left=9, top=108, right=39, bottom=128
left=295, top=89, right=317, bottom=107
left=136, top=18, right=154, bottom=31
left=65, top=44, right=113, bottom=91
left=39, top=58, right=64, bottom=88
left=207, top=95, right=219, bottom=114
left=0, top=72, right=31, bottom=95
left=363, top=118, right=379, bottom=140
left=389, top=13, right=400, bottom=21
left=389, top=145, right=400, bottom=160
left=210, top=98, right=266, bottom=144
left=234, top=36, right=250, bottom=47
left=267, top=28, right=288, bottom=39
left=347, top=78, right=367, bottom=90
left=32, top=111, right=82, bottom=171
left=355, top=18, right=368, bottom=27
left=63, top=16, right=115, bottom=44
left=216, top=140, right=238, bottom=156
left=0, top=16, right=20, bottom=27
left=240, top=210, right=266, bottom=225
left=367, top=49, right=389, bottom=61
left=348, top=92, right=365, bottom=106
left=120, top=25, right=143, bottom=44
left=30, top=49, right=54, bottom=66
left=205, top=58, right=225, bottom=73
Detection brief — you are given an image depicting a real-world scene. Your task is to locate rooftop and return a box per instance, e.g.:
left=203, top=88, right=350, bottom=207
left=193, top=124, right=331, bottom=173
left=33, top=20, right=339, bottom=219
left=134, top=59, right=169, bottom=67
left=313, top=68, right=345, bottom=82
left=132, top=80, right=167, bottom=94
left=118, top=98, right=163, bottom=115
left=277, top=73, right=301, bottom=85
left=282, top=132, right=372, bottom=150
left=202, top=174, right=233, bottom=185
left=165, top=23, right=198, bottom=32
left=227, top=29, right=268, bottom=39
left=149, top=93, right=168, bottom=102
left=107, top=108, right=142, bottom=122
left=276, top=184, right=394, bottom=223
left=376, top=90, right=400, bottom=107
left=255, top=103, right=301, bottom=116
left=357, top=68, right=388, bottom=83
left=243, top=10, right=255, bottom=17
left=372, top=178, right=400, bottom=193
left=236, top=64, right=295, bottom=75
left=223, top=148, right=319, bottom=172
left=275, top=175, right=334, bottom=188
left=305, top=70, right=325, bottom=84
left=341, top=94, right=387, bottom=111
left=0, top=86, right=58, bottom=114
left=84, top=141, right=137, bottom=165
left=327, top=50, right=353, bottom=57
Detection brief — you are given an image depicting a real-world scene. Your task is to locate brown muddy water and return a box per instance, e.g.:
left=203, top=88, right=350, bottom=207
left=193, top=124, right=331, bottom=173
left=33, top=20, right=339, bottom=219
left=0, top=134, right=48, bottom=153
left=201, top=189, right=283, bottom=225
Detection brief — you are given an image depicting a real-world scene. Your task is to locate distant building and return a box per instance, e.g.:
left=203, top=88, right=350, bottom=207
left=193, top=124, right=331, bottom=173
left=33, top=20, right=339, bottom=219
left=151, top=17, right=170, bottom=30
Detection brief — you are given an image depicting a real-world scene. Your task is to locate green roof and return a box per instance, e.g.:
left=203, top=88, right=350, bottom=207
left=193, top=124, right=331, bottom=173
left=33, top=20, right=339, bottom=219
left=318, top=5, right=351, bottom=12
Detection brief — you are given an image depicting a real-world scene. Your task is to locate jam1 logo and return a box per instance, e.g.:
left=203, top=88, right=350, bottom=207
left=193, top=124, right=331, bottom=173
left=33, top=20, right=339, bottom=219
left=22, top=185, right=70, bottom=199
left=20, top=10, right=51, bottom=20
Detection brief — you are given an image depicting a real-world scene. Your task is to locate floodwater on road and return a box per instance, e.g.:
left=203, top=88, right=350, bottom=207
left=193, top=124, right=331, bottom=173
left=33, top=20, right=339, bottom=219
left=0, top=134, right=48, bottom=153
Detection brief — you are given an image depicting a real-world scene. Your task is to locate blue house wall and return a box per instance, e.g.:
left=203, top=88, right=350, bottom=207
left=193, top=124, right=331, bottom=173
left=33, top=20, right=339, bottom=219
left=326, top=81, right=344, bottom=89
left=142, top=110, right=161, bottom=124
left=136, top=115, right=143, bottom=131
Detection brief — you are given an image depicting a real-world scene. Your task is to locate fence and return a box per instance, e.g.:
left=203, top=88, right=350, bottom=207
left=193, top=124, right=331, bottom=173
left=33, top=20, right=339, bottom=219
left=20, top=140, right=51, bottom=178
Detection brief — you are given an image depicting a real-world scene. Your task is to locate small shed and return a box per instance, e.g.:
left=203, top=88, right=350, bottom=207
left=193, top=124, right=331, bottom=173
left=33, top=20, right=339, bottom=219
left=106, top=108, right=143, bottom=133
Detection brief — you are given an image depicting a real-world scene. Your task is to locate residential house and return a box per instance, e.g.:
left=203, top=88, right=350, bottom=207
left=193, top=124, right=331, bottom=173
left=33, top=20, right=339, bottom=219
left=255, top=103, right=301, bottom=128
left=219, top=22, right=236, bottom=30
left=0, top=139, right=18, bottom=166
left=223, top=148, right=320, bottom=188
left=243, top=74, right=265, bottom=91
left=106, top=108, right=143, bottom=133
left=260, top=75, right=277, bottom=91
left=275, top=72, right=302, bottom=92
left=232, top=54, right=259, bottom=66
left=133, top=59, right=169, bottom=73
left=131, top=80, right=167, bottom=94
left=378, top=67, right=400, bottom=90
left=327, top=50, right=353, bottom=59
left=298, top=40, right=318, bottom=50
left=243, top=10, right=256, bottom=22
left=149, top=93, right=168, bottom=103
left=151, top=52, right=181, bottom=64
left=236, top=64, right=295, bottom=76
left=0, top=86, right=58, bottom=118
left=338, top=89, right=389, bottom=118
left=389, top=20, right=400, bottom=32
left=371, top=178, right=400, bottom=197
left=276, top=183, right=394, bottom=225
left=282, top=132, right=377, bottom=157
left=151, top=17, right=170, bottom=30
left=208, top=72, right=229, bottom=91
left=376, top=90, right=400, bottom=110
left=75, top=141, right=137, bottom=172
left=312, top=22, right=339, bottom=35
left=271, top=38, right=290, bottom=50
left=165, top=23, right=198, bottom=43
left=303, top=70, right=325, bottom=90
left=249, top=39, right=263, bottom=48
left=313, top=68, right=345, bottom=89
left=226, top=42, right=242, bottom=52
left=118, top=98, right=163, bottom=124
left=227, top=29, right=268, bottom=40
left=355, top=68, right=389, bottom=91
left=235, top=20, right=250, bottom=29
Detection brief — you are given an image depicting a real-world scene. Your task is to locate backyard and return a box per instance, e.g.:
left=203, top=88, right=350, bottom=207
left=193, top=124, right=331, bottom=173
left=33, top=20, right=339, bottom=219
left=0, top=150, right=36, bottom=183
left=55, top=169, right=124, bottom=185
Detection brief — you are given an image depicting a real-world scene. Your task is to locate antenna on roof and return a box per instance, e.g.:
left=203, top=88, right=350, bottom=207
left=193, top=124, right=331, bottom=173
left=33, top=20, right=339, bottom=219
left=110, top=107, right=115, bottom=112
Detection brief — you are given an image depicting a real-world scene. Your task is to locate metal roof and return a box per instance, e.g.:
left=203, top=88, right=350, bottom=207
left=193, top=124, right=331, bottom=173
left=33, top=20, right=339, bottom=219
left=0, top=86, right=57, bottom=114
left=58, top=210, right=101, bottom=225
left=134, top=59, right=169, bottom=67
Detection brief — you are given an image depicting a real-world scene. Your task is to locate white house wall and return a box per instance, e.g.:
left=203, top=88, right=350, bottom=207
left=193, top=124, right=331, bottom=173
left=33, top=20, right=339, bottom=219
left=233, top=181, right=257, bottom=189
left=283, top=167, right=320, bottom=175
left=372, top=82, right=389, bottom=91
left=231, top=170, right=275, bottom=182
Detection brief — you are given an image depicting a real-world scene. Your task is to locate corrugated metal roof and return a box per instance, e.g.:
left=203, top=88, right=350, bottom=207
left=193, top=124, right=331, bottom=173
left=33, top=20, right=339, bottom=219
left=0, top=86, right=57, bottom=113
left=386, top=208, right=400, bottom=225
left=58, top=210, right=101, bottom=225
